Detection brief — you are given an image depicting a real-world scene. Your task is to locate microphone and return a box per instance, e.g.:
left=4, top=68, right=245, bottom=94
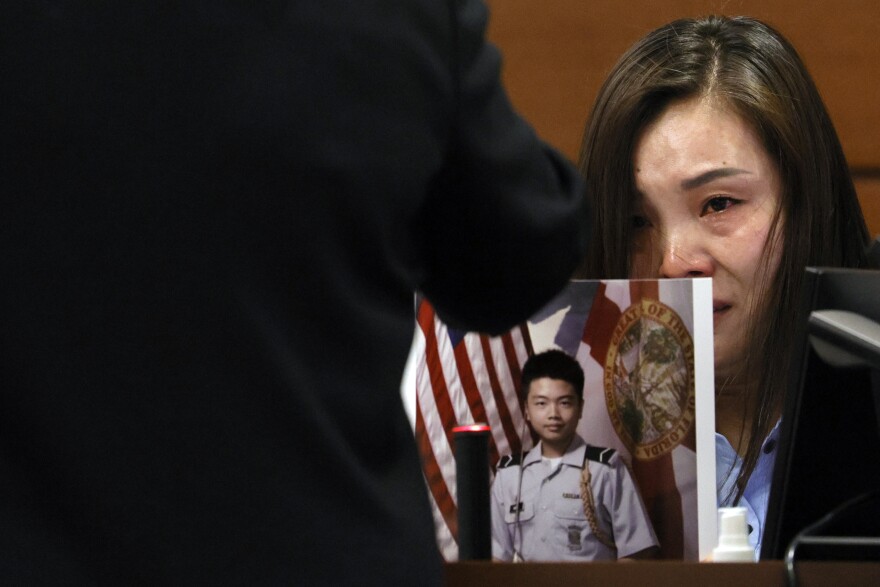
left=453, top=424, right=492, bottom=560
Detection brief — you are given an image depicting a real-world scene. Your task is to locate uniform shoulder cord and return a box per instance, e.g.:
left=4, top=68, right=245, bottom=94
left=580, top=461, right=616, bottom=550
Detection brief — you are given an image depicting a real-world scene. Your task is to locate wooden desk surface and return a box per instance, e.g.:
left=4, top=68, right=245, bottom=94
left=445, top=561, right=880, bottom=587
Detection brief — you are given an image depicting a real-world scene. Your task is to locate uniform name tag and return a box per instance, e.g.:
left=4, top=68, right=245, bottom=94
left=508, top=502, right=524, bottom=514
left=562, top=492, right=581, bottom=499
left=567, top=525, right=582, bottom=550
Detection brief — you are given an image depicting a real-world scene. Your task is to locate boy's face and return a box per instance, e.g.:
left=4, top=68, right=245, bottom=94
left=524, top=377, right=583, bottom=453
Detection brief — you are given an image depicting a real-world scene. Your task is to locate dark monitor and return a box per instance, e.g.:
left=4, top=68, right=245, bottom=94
left=761, top=267, right=880, bottom=561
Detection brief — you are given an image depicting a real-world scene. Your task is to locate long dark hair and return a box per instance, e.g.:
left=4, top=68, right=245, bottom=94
left=577, top=15, right=870, bottom=501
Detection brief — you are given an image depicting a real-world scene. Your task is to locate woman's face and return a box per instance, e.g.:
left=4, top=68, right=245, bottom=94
left=630, top=96, right=783, bottom=381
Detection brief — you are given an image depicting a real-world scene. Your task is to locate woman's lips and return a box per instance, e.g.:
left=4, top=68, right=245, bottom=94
left=713, top=301, right=731, bottom=313
left=713, top=302, right=732, bottom=324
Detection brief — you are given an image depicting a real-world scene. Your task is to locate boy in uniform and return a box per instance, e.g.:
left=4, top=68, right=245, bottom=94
left=490, top=349, right=659, bottom=561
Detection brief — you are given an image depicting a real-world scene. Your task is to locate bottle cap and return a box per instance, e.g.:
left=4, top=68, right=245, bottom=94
left=712, top=507, right=756, bottom=562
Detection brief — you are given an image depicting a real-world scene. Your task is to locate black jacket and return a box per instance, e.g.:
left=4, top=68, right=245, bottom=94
left=0, top=2, right=587, bottom=584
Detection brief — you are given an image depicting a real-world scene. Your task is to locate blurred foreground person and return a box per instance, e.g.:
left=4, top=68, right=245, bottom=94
left=0, top=2, right=588, bottom=584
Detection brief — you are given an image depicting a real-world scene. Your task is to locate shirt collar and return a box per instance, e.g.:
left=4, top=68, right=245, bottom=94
left=523, top=434, right=586, bottom=468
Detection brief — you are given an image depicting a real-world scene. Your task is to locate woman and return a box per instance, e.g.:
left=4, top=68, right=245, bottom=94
left=577, top=15, right=871, bottom=551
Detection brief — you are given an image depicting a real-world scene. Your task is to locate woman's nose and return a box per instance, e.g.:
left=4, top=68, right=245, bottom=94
left=657, top=232, right=713, bottom=278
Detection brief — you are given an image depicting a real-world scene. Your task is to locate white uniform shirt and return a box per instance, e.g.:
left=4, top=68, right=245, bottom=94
left=490, top=435, right=658, bottom=561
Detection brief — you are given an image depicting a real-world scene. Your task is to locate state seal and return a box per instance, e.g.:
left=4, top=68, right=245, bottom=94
left=603, top=298, right=695, bottom=460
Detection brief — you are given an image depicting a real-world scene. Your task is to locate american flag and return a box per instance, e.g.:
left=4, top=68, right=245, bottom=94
left=413, top=298, right=534, bottom=560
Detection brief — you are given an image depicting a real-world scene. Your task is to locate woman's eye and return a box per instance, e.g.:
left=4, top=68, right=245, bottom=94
left=631, top=215, right=650, bottom=229
left=703, top=196, right=739, bottom=214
